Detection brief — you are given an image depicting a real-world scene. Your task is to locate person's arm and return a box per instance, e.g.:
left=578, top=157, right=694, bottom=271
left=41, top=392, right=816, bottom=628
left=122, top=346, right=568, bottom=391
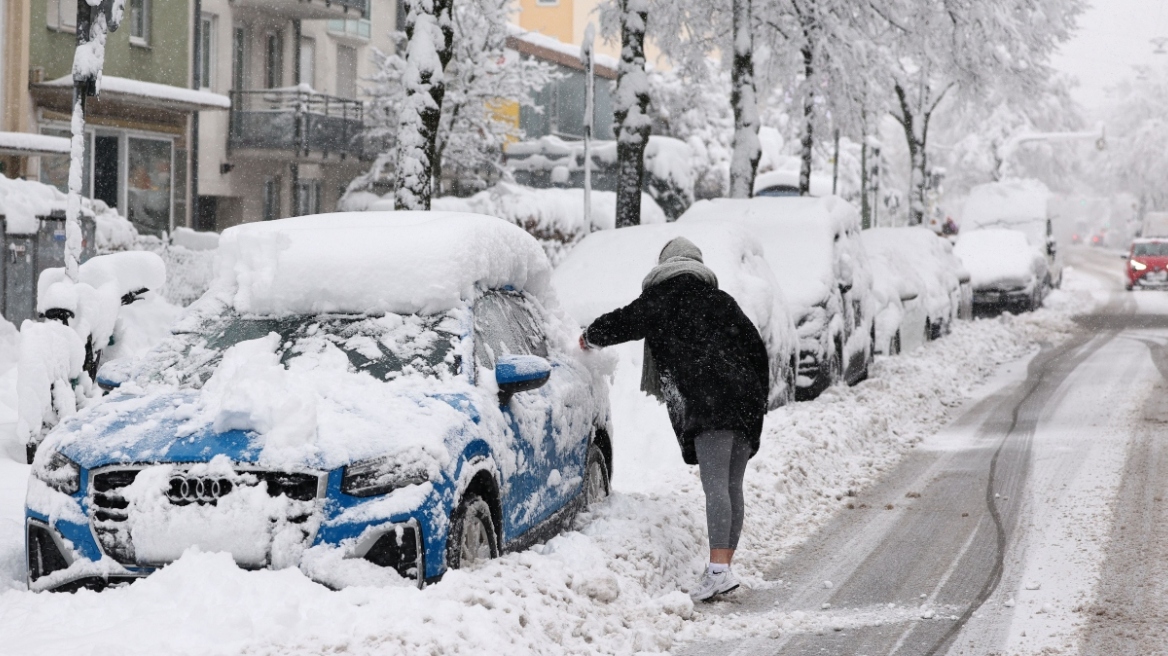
left=582, top=292, right=657, bottom=348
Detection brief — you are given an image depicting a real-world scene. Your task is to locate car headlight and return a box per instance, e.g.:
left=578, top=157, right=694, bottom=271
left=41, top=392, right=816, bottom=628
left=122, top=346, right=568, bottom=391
left=1131, top=260, right=1148, bottom=271
left=35, top=451, right=81, bottom=495
left=341, top=456, right=429, bottom=497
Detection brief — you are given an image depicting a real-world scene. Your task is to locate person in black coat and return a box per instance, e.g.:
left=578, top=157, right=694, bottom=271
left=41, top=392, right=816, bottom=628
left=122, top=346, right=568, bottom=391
left=580, top=236, right=769, bottom=601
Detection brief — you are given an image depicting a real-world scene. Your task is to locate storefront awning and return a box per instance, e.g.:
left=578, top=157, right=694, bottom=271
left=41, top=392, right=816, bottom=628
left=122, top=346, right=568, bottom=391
left=0, top=132, right=71, bottom=157
left=33, top=76, right=231, bottom=113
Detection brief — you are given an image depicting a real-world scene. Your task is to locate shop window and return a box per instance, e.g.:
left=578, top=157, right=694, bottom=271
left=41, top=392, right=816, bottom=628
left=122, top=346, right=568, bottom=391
left=39, top=128, right=88, bottom=196
left=126, top=138, right=172, bottom=235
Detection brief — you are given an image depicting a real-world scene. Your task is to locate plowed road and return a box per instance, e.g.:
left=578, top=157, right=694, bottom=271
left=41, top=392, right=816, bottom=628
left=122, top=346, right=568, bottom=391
left=683, top=248, right=1168, bottom=656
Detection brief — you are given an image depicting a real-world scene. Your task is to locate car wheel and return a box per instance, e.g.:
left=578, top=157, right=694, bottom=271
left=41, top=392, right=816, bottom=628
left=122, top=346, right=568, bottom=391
left=1126, top=283, right=1134, bottom=291
left=890, top=330, right=901, bottom=356
left=446, top=494, right=498, bottom=570
left=585, top=444, right=610, bottom=505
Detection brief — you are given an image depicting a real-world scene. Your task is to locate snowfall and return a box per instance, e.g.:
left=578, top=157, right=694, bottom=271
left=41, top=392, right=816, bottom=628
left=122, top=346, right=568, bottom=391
left=0, top=210, right=1106, bottom=656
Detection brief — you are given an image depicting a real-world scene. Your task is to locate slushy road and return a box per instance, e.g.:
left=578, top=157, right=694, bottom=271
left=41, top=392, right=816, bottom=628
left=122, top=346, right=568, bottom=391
left=683, top=247, right=1168, bottom=656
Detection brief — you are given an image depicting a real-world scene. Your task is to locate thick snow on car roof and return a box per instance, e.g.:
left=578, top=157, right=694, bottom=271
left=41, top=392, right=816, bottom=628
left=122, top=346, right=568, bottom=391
left=954, top=228, right=1039, bottom=289
left=862, top=227, right=963, bottom=319
left=213, top=211, right=552, bottom=316
left=679, top=196, right=857, bottom=310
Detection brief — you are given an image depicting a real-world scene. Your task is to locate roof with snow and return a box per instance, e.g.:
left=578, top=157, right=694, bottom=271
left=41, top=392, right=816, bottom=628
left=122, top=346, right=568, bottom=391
left=212, top=212, right=552, bottom=316
left=37, top=76, right=230, bottom=112
left=962, top=179, right=1050, bottom=230
left=0, top=132, right=70, bottom=157
left=505, top=25, right=619, bottom=79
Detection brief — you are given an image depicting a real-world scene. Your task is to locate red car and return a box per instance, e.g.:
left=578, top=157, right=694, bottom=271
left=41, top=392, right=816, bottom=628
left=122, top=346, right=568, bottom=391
left=1126, top=238, right=1168, bottom=290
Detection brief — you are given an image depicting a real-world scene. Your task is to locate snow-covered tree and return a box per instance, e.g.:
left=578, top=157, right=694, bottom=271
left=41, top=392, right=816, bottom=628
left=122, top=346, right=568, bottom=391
left=394, top=0, right=455, bottom=211
left=613, top=0, right=652, bottom=227
left=1101, top=65, right=1168, bottom=211
left=362, top=0, right=557, bottom=198
left=647, top=63, right=734, bottom=199
left=877, top=0, right=1083, bottom=224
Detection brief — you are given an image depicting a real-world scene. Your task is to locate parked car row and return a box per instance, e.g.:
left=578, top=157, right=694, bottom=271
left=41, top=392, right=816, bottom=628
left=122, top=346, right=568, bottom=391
left=24, top=197, right=979, bottom=594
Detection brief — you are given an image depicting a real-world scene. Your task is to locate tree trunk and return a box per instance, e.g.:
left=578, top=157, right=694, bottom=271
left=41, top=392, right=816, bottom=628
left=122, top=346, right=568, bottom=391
left=728, top=0, right=760, bottom=199
left=613, top=0, right=651, bottom=228
left=894, top=83, right=927, bottom=225
left=860, top=110, right=870, bottom=228
left=395, top=0, right=455, bottom=211
left=799, top=45, right=813, bottom=196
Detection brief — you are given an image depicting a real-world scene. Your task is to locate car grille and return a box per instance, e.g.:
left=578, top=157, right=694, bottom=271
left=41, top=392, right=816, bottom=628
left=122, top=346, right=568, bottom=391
left=90, top=467, right=323, bottom=567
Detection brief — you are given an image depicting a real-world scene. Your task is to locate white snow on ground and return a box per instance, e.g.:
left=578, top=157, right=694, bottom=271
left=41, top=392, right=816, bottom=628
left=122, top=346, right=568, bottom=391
left=0, top=273, right=1088, bottom=654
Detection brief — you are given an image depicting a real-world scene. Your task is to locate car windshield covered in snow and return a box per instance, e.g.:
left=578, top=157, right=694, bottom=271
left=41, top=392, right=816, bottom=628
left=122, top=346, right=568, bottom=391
left=142, top=311, right=463, bottom=387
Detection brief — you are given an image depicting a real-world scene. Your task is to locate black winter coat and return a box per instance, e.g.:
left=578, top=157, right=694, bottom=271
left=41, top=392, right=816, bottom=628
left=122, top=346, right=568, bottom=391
left=584, top=275, right=770, bottom=464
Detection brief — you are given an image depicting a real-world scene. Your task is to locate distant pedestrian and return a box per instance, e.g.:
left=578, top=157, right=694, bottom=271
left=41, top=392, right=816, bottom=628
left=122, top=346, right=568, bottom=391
left=579, top=237, right=769, bottom=602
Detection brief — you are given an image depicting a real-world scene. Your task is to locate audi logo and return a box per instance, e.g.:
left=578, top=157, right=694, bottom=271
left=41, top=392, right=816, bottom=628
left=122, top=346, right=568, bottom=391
left=166, top=476, right=234, bottom=504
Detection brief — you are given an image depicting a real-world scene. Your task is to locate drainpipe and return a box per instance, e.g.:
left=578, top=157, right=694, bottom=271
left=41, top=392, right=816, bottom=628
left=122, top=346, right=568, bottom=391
left=190, top=0, right=201, bottom=230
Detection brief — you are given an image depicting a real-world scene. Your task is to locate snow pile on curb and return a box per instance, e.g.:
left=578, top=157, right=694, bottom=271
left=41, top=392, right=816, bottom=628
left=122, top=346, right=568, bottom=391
left=0, top=296, right=1078, bottom=654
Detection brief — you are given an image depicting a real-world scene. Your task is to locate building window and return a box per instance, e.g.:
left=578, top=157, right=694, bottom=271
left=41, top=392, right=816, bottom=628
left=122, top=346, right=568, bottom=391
left=232, top=25, right=247, bottom=91
left=298, top=37, right=316, bottom=89
left=46, top=0, right=76, bottom=31
left=327, top=18, right=371, bottom=40
left=336, top=45, right=357, bottom=98
left=263, top=177, right=282, bottom=221
left=265, top=31, right=284, bottom=89
left=126, top=137, right=173, bottom=235
left=199, top=15, right=217, bottom=90
left=39, top=128, right=87, bottom=196
left=295, top=179, right=322, bottom=216
left=129, top=0, right=149, bottom=45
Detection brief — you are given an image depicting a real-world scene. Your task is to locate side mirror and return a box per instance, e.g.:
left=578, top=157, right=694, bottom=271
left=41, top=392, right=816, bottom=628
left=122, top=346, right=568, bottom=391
left=96, top=359, right=133, bottom=391
left=495, top=354, right=551, bottom=405
left=899, top=290, right=919, bottom=303
left=839, top=281, right=854, bottom=295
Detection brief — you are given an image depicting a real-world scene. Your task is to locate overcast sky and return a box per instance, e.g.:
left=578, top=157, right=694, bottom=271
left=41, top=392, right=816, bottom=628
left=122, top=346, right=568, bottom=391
left=1052, top=0, right=1168, bottom=113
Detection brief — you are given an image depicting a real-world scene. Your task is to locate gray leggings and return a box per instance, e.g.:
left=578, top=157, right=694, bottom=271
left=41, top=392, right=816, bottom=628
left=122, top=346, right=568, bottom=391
left=694, top=430, right=751, bottom=550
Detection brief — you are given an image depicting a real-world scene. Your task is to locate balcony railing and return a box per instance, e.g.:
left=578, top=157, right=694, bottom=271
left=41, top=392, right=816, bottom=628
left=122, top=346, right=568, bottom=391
left=229, top=89, right=365, bottom=158
left=231, top=0, right=367, bottom=21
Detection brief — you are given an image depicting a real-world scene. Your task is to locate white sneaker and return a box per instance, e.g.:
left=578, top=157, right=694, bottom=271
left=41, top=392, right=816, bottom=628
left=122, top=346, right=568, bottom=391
left=690, top=568, right=740, bottom=602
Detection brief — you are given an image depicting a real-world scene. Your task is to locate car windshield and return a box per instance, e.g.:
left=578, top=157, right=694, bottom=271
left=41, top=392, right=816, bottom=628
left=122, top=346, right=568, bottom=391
left=1133, top=242, right=1168, bottom=257
left=141, top=312, right=463, bottom=388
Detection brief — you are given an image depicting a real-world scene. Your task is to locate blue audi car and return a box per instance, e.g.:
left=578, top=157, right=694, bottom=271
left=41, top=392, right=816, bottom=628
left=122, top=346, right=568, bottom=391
left=25, top=212, right=612, bottom=591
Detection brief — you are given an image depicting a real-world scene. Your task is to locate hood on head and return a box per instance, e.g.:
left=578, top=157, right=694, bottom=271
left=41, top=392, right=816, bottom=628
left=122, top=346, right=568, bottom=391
left=658, top=236, right=703, bottom=264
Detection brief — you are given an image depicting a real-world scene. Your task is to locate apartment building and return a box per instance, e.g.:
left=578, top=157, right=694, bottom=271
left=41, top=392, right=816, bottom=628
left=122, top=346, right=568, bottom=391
left=193, top=0, right=398, bottom=230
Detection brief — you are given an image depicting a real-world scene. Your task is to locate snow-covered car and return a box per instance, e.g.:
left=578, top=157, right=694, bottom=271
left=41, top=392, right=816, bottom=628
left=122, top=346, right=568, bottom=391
left=24, top=212, right=612, bottom=592
left=953, top=228, right=1049, bottom=312
left=961, top=179, right=1062, bottom=290
left=679, top=196, right=875, bottom=400
left=860, top=227, right=972, bottom=354
left=752, top=169, right=832, bottom=198
left=552, top=221, right=799, bottom=407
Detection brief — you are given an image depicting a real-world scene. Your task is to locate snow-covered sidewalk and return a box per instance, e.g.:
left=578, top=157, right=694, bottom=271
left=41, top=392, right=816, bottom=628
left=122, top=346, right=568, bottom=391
left=0, top=279, right=1088, bottom=655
